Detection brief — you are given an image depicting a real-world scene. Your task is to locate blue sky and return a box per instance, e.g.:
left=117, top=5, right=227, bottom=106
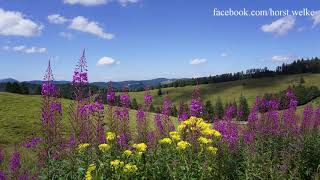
left=0, top=0, right=320, bottom=82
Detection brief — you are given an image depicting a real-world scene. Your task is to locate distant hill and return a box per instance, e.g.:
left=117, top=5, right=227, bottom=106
left=0, top=78, right=19, bottom=83
left=0, top=78, right=179, bottom=91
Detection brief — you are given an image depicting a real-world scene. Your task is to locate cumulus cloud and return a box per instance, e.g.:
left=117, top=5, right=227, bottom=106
left=63, top=0, right=139, bottom=6
left=48, top=14, right=68, bottom=24
left=0, top=8, right=43, bottom=37
left=6, top=45, right=47, bottom=54
left=271, top=55, right=295, bottom=62
left=312, top=10, right=320, bottom=27
left=59, top=32, right=73, bottom=39
left=63, top=0, right=107, bottom=6
left=97, top=56, right=120, bottom=65
left=69, top=16, right=114, bottom=39
left=261, top=16, right=295, bottom=36
left=190, top=58, right=207, bottom=65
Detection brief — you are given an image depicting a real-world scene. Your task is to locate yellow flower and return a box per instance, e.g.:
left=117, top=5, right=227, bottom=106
left=136, top=151, right=143, bottom=158
left=98, top=143, right=111, bottom=153
left=169, top=131, right=181, bottom=141
left=177, top=123, right=186, bottom=132
left=159, top=138, right=172, bottom=145
left=123, top=150, right=132, bottom=157
left=106, top=132, right=116, bottom=141
left=85, top=164, right=96, bottom=180
left=87, top=163, right=96, bottom=172
left=132, top=143, right=147, bottom=152
left=213, top=130, right=221, bottom=138
left=110, top=160, right=124, bottom=169
left=123, top=163, right=138, bottom=173
left=198, top=137, right=212, bottom=145
left=207, top=146, right=218, bottom=155
left=176, top=141, right=191, bottom=150
left=77, top=143, right=90, bottom=152
left=201, top=129, right=215, bottom=136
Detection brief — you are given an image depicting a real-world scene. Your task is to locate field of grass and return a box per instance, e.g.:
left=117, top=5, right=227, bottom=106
left=128, top=73, right=320, bottom=107
left=0, top=92, right=173, bottom=148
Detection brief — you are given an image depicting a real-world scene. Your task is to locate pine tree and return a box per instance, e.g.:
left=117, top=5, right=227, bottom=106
left=238, top=95, right=249, bottom=121
left=131, top=98, right=138, bottom=110
left=214, top=97, right=224, bottom=119
left=203, top=100, right=214, bottom=122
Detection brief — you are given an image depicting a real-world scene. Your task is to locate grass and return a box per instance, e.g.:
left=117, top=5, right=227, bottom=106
left=127, top=73, right=320, bottom=107
left=0, top=92, right=174, bottom=149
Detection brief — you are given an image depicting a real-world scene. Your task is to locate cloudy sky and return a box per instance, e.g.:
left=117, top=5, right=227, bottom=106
left=0, top=0, right=320, bottom=81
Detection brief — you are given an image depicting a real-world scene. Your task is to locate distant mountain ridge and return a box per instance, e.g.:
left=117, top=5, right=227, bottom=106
left=0, top=78, right=179, bottom=90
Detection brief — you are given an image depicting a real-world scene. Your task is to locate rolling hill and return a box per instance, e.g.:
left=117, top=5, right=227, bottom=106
left=127, top=73, right=320, bottom=107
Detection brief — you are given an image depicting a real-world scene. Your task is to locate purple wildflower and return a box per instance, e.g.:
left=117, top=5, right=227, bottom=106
left=118, top=133, right=128, bottom=148
left=107, top=82, right=115, bottom=104
left=302, top=105, right=313, bottom=131
left=144, top=90, right=153, bottom=106
left=0, top=171, right=6, bottom=180
left=178, top=102, right=188, bottom=122
left=18, top=171, right=29, bottom=180
left=154, top=113, right=164, bottom=135
left=214, top=120, right=239, bottom=148
left=190, top=86, right=203, bottom=117
left=120, top=91, right=131, bottom=108
left=22, top=137, right=43, bottom=149
left=9, top=151, right=20, bottom=173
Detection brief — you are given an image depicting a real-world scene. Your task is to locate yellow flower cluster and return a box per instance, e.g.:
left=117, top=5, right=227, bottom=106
left=110, top=159, right=124, bottom=169
left=176, top=141, right=191, bottom=150
left=132, top=143, right=147, bottom=152
left=98, top=143, right=111, bottom=153
left=78, top=143, right=90, bottom=152
left=123, top=163, right=138, bottom=173
left=169, top=131, right=181, bottom=141
left=159, top=138, right=172, bottom=145
left=207, top=146, right=218, bottom=155
left=198, top=137, right=212, bottom=145
left=85, top=164, right=96, bottom=180
left=106, top=132, right=116, bottom=141
left=179, top=117, right=221, bottom=138
left=123, top=150, right=133, bottom=157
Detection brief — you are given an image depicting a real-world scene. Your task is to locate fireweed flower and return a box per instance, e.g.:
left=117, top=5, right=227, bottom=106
left=302, top=105, right=314, bottom=131
left=133, top=143, right=147, bottom=152
left=159, top=138, right=172, bottom=145
left=154, top=113, right=164, bottom=135
left=176, top=141, right=191, bottom=150
left=0, top=171, right=6, bottom=180
left=9, top=151, right=20, bottom=172
left=123, top=163, right=138, bottom=173
left=106, top=132, right=116, bottom=141
left=111, top=160, right=124, bottom=169
left=107, top=82, right=116, bottom=104
left=120, top=91, right=131, bottom=108
left=207, top=146, right=218, bottom=155
left=178, top=102, right=188, bottom=122
left=77, top=143, right=90, bottom=152
left=98, top=144, right=111, bottom=153
left=190, top=85, right=203, bottom=117
left=144, top=92, right=153, bottom=106
left=123, top=150, right=133, bottom=157
left=22, top=137, right=43, bottom=149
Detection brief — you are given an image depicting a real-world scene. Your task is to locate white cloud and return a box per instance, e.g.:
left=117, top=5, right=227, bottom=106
left=261, top=16, right=295, bottom=36
left=190, top=58, right=207, bottom=65
left=271, top=55, right=294, bottom=62
left=63, top=0, right=139, bottom=6
left=0, top=8, right=43, bottom=37
left=312, top=10, right=320, bottom=27
left=221, top=53, right=228, bottom=57
left=7, top=45, right=46, bottom=54
left=118, top=0, right=139, bottom=6
left=59, top=32, right=73, bottom=39
left=69, top=16, right=114, bottom=39
left=48, top=14, right=68, bottom=24
left=63, top=0, right=107, bottom=6
left=97, top=56, right=120, bottom=65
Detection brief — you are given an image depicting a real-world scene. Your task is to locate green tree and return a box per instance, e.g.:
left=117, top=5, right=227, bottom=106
left=238, top=95, right=249, bottom=121
left=20, top=83, right=30, bottom=95
left=203, top=100, right=214, bottom=122
left=214, top=97, right=224, bottom=119
left=157, top=88, right=163, bottom=96
left=171, top=104, right=178, bottom=117
left=131, top=98, right=138, bottom=110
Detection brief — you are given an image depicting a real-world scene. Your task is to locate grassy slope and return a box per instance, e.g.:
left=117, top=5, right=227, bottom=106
left=127, top=73, right=320, bottom=107
left=0, top=93, right=170, bottom=148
